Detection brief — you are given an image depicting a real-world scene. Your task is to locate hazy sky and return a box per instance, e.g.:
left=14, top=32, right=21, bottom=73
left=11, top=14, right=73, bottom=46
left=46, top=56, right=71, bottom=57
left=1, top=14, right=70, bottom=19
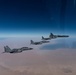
left=0, top=0, right=76, bottom=36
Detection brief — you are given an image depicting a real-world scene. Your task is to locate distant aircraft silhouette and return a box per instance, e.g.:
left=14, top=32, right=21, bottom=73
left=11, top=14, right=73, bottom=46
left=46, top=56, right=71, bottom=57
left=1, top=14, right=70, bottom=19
left=42, top=36, right=51, bottom=40
left=49, top=33, right=69, bottom=39
left=30, top=40, right=42, bottom=45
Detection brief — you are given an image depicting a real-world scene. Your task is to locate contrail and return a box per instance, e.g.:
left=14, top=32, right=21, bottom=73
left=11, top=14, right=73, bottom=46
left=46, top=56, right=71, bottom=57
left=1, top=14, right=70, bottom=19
left=74, top=0, right=75, bottom=7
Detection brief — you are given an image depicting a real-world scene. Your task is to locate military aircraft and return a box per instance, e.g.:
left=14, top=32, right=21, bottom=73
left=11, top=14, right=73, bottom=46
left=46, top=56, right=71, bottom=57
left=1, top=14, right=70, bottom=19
left=3, top=46, right=22, bottom=53
left=30, top=40, right=42, bottom=45
left=49, top=33, right=69, bottom=39
left=42, top=36, right=51, bottom=40
left=3, top=46, right=33, bottom=53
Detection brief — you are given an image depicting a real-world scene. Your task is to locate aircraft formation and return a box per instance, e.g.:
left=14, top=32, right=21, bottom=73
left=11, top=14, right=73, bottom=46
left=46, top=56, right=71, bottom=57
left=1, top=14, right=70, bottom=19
left=30, top=33, right=69, bottom=45
left=3, top=33, right=69, bottom=53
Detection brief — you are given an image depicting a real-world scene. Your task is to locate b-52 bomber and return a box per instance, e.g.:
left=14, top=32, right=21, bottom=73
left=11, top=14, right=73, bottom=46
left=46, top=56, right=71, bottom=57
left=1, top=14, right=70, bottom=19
left=3, top=46, right=33, bottom=53
left=49, top=33, right=69, bottom=39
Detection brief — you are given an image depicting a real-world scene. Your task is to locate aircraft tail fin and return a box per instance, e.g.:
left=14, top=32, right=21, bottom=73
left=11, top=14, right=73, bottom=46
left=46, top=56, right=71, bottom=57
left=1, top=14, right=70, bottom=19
left=49, top=33, right=54, bottom=38
left=30, top=40, right=34, bottom=44
left=42, top=36, right=44, bottom=40
left=51, top=33, right=54, bottom=36
left=4, top=46, right=11, bottom=52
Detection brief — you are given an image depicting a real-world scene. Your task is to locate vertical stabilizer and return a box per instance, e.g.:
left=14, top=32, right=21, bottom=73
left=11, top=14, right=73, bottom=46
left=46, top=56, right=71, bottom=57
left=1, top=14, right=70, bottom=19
left=30, top=40, right=34, bottom=44
left=4, top=46, right=11, bottom=52
left=51, top=33, right=53, bottom=36
left=42, top=36, right=44, bottom=40
left=49, top=33, right=53, bottom=38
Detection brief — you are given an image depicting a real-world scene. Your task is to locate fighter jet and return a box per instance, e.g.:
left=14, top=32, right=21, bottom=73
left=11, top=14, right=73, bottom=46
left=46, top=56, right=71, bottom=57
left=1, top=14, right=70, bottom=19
left=42, top=36, right=51, bottom=40
left=49, top=33, right=69, bottom=39
left=30, top=40, right=42, bottom=45
left=3, top=46, right=22, bottom=53
left=3, top=46, right=33, bottom=53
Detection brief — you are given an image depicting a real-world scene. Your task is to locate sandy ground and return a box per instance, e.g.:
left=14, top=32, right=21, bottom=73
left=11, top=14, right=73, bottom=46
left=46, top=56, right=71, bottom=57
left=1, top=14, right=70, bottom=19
left=0, top=37, right=76, bottom=75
